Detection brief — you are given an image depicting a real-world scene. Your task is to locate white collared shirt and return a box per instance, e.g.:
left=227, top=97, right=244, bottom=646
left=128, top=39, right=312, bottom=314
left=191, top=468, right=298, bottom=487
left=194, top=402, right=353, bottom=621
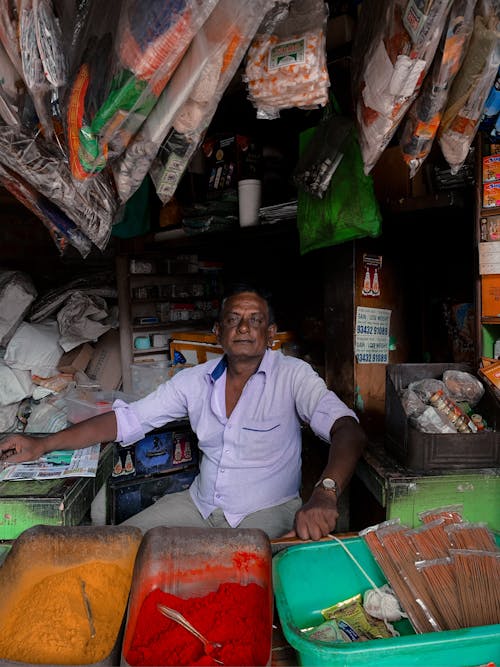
left=113, top=350, right=358, bottom=527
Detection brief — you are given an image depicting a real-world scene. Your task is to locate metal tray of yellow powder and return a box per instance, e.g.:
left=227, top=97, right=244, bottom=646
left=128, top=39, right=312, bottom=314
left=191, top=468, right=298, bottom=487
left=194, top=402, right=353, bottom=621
left=0, top=524, right=142, bottom=667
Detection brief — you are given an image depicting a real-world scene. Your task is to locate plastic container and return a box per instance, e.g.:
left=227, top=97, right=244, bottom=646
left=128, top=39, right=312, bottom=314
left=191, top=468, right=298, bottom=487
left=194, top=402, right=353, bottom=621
left=273, top=536, right=500, bottom=667
left=130, top=361, right=170, bottom=397
left=0, top=524, right=142, bottom=667
left=64, top=389, right=137, bottom=424
left=121, top=526, right=273, bottom=666
left=385, top=363, right=500, bottom=470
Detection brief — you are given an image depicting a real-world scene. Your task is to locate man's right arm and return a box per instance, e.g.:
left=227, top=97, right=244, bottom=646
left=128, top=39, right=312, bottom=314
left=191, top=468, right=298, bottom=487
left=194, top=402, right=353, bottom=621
left=0, top=411, right=118, bottom=464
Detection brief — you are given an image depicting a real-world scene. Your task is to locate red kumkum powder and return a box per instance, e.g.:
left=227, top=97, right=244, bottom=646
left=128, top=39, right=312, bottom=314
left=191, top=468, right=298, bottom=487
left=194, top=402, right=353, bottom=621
left=126, top=582, right=271, bottom=666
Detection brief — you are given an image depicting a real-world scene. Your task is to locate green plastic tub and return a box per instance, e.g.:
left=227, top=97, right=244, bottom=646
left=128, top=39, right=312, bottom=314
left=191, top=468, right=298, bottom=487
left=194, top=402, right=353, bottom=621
left=273, top=536, right=500, bottom=667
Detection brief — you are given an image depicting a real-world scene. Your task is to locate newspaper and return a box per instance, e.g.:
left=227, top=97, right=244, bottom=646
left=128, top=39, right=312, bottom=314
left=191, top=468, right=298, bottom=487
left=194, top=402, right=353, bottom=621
left=0, top=444, right=101, bottom=482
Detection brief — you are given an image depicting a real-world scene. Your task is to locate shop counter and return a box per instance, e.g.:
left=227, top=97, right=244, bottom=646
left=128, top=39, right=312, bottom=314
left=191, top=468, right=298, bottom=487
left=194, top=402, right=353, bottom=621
left=354, top=443, right=500, bottom=531
left=0, top=442, right=113, bottom=542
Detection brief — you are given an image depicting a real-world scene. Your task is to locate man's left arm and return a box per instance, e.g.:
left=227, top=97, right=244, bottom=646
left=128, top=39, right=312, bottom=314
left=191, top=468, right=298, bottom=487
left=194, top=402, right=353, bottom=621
left=290, top=415, right=367, bottom=541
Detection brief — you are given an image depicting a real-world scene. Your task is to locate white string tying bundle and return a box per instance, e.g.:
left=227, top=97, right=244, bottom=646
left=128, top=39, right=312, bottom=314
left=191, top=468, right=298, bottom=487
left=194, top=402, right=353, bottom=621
left=330, top=535, right=407, bottom=636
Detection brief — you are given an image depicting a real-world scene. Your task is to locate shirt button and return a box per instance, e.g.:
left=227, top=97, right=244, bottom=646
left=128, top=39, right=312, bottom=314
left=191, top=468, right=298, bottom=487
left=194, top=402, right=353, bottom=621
left=225, top=449, right=229, bottom=454
left=220, top=469, right=225, bottom=473
left=227, top=424, right=232, bottom=429
left=216, top=494, right=220, bottom=499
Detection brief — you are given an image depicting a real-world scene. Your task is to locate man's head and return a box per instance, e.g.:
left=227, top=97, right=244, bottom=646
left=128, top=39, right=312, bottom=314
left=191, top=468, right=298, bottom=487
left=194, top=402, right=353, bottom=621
left=214, top=283, right=277, bottom=362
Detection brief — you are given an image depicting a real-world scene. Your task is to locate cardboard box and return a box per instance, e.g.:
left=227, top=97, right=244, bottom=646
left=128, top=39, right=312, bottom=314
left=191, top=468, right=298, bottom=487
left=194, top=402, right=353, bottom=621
left=57, top=343, right=94, bottom=374
left=111, top=422, right=198, bottom=480
left=86, top=329, right=122, bottom=390
left=483, top=181, right=500, bottom=208
left=481, top=274, right=500, bottom=317
left=107, top=467, right=198, bottom=524
left=483, top=154, right=500, bottom=183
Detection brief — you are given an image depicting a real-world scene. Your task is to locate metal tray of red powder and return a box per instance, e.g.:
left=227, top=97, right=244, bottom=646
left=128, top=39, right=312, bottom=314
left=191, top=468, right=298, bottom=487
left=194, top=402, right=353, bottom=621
left=120, top=526, right=273, bottom=666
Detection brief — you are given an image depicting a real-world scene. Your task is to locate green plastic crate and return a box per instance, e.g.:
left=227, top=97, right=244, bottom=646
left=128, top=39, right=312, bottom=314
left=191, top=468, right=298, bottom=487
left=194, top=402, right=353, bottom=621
left=273, top=536, right=500, bottom=667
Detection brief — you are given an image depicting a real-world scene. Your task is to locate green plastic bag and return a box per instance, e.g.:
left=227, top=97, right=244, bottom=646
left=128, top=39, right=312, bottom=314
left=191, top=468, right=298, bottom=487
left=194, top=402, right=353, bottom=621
left=297, top=102, right=382, bottom=254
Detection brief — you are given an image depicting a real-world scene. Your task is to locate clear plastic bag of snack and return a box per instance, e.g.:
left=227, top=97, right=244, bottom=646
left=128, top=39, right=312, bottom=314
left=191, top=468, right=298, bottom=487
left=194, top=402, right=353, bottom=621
left=442, top=369, right=485, bottom=406
left=244, top=0, right=329, bottom=120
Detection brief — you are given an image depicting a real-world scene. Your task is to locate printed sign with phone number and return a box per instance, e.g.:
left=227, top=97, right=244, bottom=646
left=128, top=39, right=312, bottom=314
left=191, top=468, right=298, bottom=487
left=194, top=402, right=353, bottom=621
left=355, top=307, right=391, bottom=364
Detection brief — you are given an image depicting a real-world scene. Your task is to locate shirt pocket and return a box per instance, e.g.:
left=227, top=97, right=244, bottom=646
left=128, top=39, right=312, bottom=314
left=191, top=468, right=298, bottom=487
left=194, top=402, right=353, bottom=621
left=238, top=417, right=283, bottom=465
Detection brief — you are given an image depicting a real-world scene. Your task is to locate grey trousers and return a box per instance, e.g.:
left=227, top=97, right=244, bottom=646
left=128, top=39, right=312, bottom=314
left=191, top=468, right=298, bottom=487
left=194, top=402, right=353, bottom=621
left=120, top=488, right=302, bottom=539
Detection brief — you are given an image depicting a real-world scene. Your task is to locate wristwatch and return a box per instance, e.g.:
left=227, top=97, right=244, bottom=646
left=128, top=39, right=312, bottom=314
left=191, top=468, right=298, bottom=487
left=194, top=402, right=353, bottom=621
left=314, top=477, right=338, bottom=494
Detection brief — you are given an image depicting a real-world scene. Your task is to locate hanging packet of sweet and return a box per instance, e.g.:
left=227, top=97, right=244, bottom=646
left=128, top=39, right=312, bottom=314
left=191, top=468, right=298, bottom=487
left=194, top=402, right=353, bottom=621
left=244, top=0, right=329, bottom=120
left=400, top=0, right=477, bottom=177
left=438, top=1, right=500, bottom=174
left=147, top=0, right=276, bottom=205
left=352, top=0, right=453, bottom=175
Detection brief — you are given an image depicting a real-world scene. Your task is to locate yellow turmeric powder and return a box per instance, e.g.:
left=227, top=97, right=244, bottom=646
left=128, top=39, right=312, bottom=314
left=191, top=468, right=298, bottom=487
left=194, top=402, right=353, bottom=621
left=0, top=560, right=131, bottom=664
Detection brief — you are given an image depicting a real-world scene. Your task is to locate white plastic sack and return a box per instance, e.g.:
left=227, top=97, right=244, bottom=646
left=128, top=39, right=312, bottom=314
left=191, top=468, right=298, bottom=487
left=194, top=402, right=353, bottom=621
left=4, top=320, right=63, bottom=377
left=0, top=270, right=37, bottom=346
left=0, top=362, right=33, bottom=406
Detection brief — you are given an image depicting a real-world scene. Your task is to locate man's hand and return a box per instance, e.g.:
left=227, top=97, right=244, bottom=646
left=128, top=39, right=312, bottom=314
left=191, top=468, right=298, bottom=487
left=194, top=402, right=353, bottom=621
left=287, top=487, right=339, bottom=541
left=0, top=434, right=49, bottom=464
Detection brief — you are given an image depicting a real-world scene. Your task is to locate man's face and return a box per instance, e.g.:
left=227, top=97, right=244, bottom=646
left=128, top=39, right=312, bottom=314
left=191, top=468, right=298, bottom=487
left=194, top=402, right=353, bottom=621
left=214, top=291, right=277, bottom=362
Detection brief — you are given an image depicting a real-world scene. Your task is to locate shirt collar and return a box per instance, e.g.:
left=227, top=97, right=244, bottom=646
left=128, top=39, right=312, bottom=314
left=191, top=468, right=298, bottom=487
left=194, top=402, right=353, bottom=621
left=207, top=349, right=274, bottom=383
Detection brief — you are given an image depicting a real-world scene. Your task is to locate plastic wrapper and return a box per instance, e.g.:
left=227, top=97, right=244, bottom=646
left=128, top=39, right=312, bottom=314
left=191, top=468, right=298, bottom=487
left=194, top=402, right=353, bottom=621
left=0, top=270, right=37, bottom=347
left=0, top=124, right=117, bottom=249
left=244, top=0, right=329, bottom=120
left=352, top=0, right=453, bottom=175
left=442, top=369, right=485, bottom=405
left=65, top=0, right=218, bottom=181
left=293, top=111, right=353, bottom=198
left=479, top=65, right=500, bottom=137
left=0, top=161, right=92, bottom=257
left=148, top=0, right=276, bottom=204
left=407, top=377, right=447, bottom=402
left=400, top=0, right=476, bottom=177
left=0, top=40, right=23, bottom=126
left=438, top=3, right=500, bottom=174
left=409, top=404, right=458, bottom=434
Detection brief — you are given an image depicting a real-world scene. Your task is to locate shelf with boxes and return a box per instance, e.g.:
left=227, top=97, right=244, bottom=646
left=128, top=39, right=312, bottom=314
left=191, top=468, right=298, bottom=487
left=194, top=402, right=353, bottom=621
left=476, top=135, right=500, bottom=363
left=116, top=253, right=224, bottom=394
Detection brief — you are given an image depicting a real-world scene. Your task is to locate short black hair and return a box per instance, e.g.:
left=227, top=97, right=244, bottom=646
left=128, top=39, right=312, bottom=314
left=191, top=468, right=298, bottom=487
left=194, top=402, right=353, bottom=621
left=218, top=282, right=276, bottom=325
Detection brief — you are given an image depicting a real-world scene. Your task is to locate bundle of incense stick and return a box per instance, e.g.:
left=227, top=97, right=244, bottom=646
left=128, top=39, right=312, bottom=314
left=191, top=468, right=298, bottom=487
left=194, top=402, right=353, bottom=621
left=418, top=505, right=464, bottom=525
left=361, top=516, right=500, bottom=634
left=360, top=523, right=436, bottom=634
left=378, top=525, right=447, bottom=632
left=415, top=557, right=463, bottom=630
left=407, top=519, right=451, bottom=560
left=445, top=522, right=498, bottom=551
left=451, top=549, right=500, bottom=628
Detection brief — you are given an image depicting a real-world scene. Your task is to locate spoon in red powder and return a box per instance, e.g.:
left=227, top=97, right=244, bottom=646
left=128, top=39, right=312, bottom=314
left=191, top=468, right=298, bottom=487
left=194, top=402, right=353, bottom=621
left=157, top=603, right=224, bottom=665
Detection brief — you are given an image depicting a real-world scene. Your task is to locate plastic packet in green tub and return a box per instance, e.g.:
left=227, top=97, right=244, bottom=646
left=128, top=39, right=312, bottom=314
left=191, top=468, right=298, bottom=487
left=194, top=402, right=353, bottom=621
left=273, top=535, right=500, bottom=667
left=0, top=524, right=142, bottom=667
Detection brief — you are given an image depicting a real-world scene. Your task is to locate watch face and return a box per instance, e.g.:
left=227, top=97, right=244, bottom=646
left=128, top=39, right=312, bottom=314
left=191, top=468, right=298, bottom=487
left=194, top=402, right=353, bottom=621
left=322, top=478, right=336, bottom=491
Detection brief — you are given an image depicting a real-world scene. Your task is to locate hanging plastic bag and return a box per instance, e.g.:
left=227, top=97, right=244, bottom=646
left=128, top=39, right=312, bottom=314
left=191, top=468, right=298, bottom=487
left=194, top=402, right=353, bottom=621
left=438, top=2, right=500, bottom=174
left=400, top=0, right=477, bottom=177
left=293, top=112, right=353, bottom=198
left=65, top=0, right=218, bottom=181
left=244, top=0, right=329, bottom=120
left=296, top=97, right=382, bottom=254
left=352, top=0, right=453, bottom=175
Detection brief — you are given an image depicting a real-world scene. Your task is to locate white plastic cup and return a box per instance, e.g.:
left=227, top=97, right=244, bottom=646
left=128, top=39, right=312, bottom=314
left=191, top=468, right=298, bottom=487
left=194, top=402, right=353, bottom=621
left=238, top=179, right=262, bottom=227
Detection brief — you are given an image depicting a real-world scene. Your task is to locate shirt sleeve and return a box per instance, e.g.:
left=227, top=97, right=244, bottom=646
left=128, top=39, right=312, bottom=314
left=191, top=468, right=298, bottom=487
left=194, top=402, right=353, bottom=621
left=113, top=372, right=191, bottom=446
left=290, top=359, right=358, bottom=442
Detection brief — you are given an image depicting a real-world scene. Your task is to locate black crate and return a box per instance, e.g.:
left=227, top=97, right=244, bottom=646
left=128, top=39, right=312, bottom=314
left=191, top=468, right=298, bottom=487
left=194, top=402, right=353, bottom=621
left=107, top=466, right=198, bottom=524
left=111, top=420, right=198, bottom=480
left=385, top=363, right=500, bottom=471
